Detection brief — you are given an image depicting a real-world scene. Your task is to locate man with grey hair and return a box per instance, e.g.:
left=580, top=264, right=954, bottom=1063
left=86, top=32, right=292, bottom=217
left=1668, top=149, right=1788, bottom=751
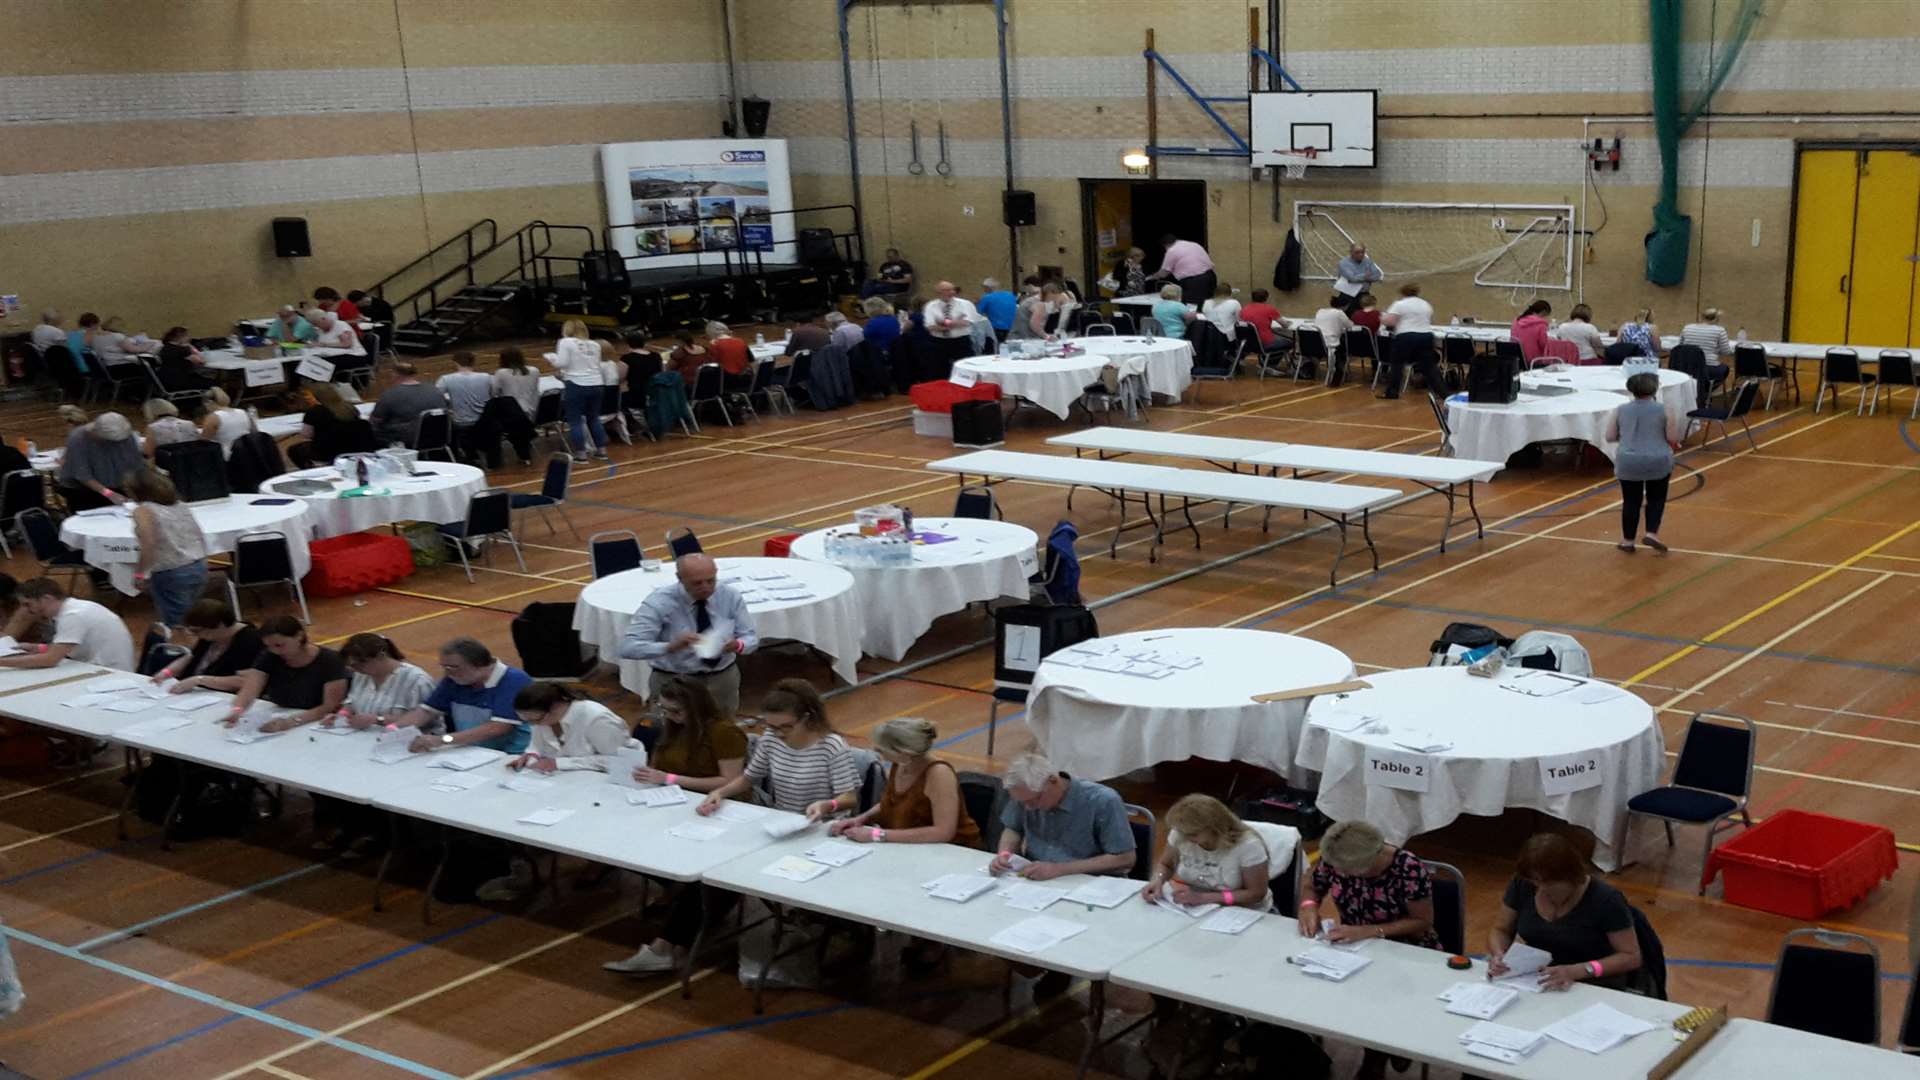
left=266, top=304, right=315, bottom=345
left=57, top=411, right=141, bottom=512
left=31, top=309, right=65, bottom=354
left=619, top=552, right=758, bottom=718
left=990, top=752, right=1135, bottom=882
left=398, top=637, right=533, bottom=755
left=825, top=310, right=864, bottom=352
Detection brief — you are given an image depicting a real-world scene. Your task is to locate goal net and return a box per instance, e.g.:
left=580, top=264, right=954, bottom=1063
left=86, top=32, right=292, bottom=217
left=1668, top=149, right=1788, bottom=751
left=1293, top=201, right=1575, bottom=307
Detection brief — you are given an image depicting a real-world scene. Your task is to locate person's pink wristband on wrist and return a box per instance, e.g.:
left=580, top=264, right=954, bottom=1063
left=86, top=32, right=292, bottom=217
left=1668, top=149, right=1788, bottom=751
left=665, top=773, right=678, bottom=785
left=1221, top=889, right=1234, bottom=906
left=1587, top=960, right=1603, bottom=978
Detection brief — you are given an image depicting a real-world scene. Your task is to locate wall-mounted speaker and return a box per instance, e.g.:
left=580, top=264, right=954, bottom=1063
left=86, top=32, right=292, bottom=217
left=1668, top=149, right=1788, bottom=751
left=742, top=97, right=771, bottom=138
left=271, top=217, right=311, bottom=258
left=1003, top=190, right=1036, bottom=227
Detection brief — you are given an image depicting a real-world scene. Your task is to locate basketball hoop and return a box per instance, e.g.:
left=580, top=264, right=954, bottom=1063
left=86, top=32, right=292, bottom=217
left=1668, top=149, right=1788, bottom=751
left=1279, top=147, right=1318, bottom=180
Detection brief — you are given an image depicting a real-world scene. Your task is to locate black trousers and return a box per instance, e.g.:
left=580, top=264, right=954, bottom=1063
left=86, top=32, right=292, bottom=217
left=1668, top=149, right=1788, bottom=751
left=1381, top=331, right=1443, bottom=398
left=1620, top=475, right=1671, bottom=537
left=663, top=883, right=741, bottom=948
left=1176, top=270, right=1217, bottom=306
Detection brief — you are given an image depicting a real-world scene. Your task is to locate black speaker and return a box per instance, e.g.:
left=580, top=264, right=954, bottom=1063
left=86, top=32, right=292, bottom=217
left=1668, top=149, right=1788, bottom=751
left=1003, top=190, right=1036, bottom=227
left=580, top=249, right=629, bottom=291
left=951, top=399, right=1005, bottom=449
left=271, top=217, right=311, bottom=258
left=797, top=227, right=838, bottom=264
left=741, top=97, right=771, bottom=138
left=1467, top=353, right=1521, bottom=404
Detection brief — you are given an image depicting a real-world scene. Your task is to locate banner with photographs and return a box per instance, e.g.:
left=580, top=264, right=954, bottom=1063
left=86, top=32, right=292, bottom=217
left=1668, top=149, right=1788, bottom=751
left=600, top=139, right=795, bottom=269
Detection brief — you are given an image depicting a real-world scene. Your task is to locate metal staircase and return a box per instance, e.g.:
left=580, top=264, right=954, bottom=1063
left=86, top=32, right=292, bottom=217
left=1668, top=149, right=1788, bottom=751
left=365, top=220, right=597, bottom=353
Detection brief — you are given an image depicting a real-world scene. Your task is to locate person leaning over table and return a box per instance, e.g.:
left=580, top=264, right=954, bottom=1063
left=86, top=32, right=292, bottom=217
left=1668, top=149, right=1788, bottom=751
left=310, top=633, right=437, bottom=858
left=390, top=637, right=533, bottom=756
left=0, top=577, right=134, bottom=672
left=1488, top=833, right=1645, bottom=993
left=58, top=410, right=142, bottom=512
left=1298, top=820, right=1437, bottom=1080
left=157, top=599, right=262, bottom=683
left=206, top=615, right=349, bottom=733
left=617, top=552, right=758, bottom=721
left=309, top=309, right=358, bottom=352
left=266, top=305, right=315, bottom=345
left=1141, top=793, right=1270, bottom=911
left=125, top=467, right=210, bottom=634
left=697, top=677, right=858, bottom=820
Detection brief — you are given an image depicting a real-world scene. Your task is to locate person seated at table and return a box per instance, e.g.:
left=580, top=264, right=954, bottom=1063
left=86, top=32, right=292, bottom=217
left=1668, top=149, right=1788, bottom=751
left=0, top=574, right=50, bottom=648
left=266, top=305, right=315, bottom=345
left=1141, top=794, right=1271, bottom=912
left=368, top=361, right=447, bottom=447
left=508, top=681, right=631, bottom=774
left=198, top=388, right=253, bottom=459
left=309, top=633, right=438, bottom=858
left=1200, top=280, right=1241, bottom=339
left=435, top=351, right=494, bottom=464
left=1311, top=294, right=1354, bottom=363
left=1679, top=306, right=1733, bottom=387
left=313, top=286, right=360, bottom=323
left=1349, top=292, right=1382, bottom=335
left=1613, top=307, right=1663, bottom=362
left=394, top=637, right=533, bottom=755
left=1510, top=299, right=1552, bottom=361
left=155, top=326, right=213, bottom=395
left=1149, top=283, right=1193, bottom=339
left=697, top=677, right=858, bottom=819
left=860, top=299, right=901, bottom=353
left=602, top=676, right=749, bottom=977
left=1298, top=819, right=1437, bottom=1080
left=206, top=615, right=349, bottom=733
left=90, top=317, right=152, bottom=369
left=157, top=599, right=262, bottom=684
left=347, top=289, right=392, bottom=326
left=141, top=399, right=201, bottom=459
left=479, top=348, right=538, bottom=468
left=991, top=752, right=1135, bottom=882
left=31, top=309, right=66, bottom=357
left=826, top=311, right=864, bottom=352
left=66, top=312, right=101, bottom=375
left=861, top=247, right=914, bottom=299
left=667, top=329, right=709, bottom=389
left=705, top=322, right=753, bottom=391
left=490, top=347, right=541, bottom=420
left=0, top=578, right=134, bottom=672
left=1005, top=283, right=1044, bottom=342
left=57, top=410, right=141, bottom=512
left=309, top=310, right=359, bottom=352
left=1488, top=833, right=1645, bottom=993
left=618, top=553, right=757, bottom=719
left=125, top=467, right=210, bottom=634
left=785, top=315, right=830, bottom=358
left=288, top=383, right=373, bottom=468
left=1038, top=281, right=1079, bottom=340
left=831, top=717, right=979, bottom=847
left=1554, top=303, right=1605, bottom=363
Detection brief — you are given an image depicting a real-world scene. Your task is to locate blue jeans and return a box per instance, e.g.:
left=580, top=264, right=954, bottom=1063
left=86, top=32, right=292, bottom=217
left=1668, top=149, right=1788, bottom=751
left=149, top=561, right=208, bottom=627
left=561, top=381, right=609, bottom=455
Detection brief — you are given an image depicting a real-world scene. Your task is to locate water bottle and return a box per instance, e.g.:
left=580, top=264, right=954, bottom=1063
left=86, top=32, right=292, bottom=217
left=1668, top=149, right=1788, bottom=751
left=25, top=441, right=35, bottom=456
left=755, top=332, right=765, bottom=347
left=1736, top=327, right=1748, bottom=342
left=356, top=456, right=370, bottom=487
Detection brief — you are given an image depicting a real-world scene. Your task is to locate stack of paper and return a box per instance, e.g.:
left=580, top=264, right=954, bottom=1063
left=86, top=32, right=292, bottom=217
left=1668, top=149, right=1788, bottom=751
left=803, top=840, right=871, bottom=867
left=1491, top=942, right=1553, bottom=992
left=370, top=725, right=421, bottom=764
left=1152, top=883, right=1219, bottom=919
left=1541, top=1003, right=1657, bottom=1054
left=988, top=915, right=1088, bottom=954
left=763, top=855, right=830, bottom=883
left=668, top=821, right=727, bottom=842
left=1079, top=654, right=1132, bottom=674
left=1288, top=946, right=1373, bottom=982
left=500, top=775, right=554, bottom=794
left=1439, top=982, right=1519, bottom=1020
left=89, top=677, right=148, bottom=694
left=1573, top=684, right=1625, bottom=705
left=516, top=807, right=573, bottom=827
left=924, top=873, right=998, bottom=903
left=762, top=814, right=812, bottom=838
left=166, top=692, right=228, bottom=713
left=1500, top=670, right=1586, bottom=698
left=1458, top=1021, right=1547, bottom=1064
left=118, top=715, right=198, bottom=738
left=607, top=746, right=650, bottom=789
left=1064, top=877, right=1140, bottom=909
left=432, top=747, right=500, bottom=771
left=710, top=802, right=765, bottom=825
left=628, top=785, right=688, bottom=808
left=1118, top=660, right=1176, bottom=680
left=1196, top=907, right=1263, bottom=935
left=99, top=697, right=157, bottom=714
left=999, top=882, right=1069, bottom=912
left=430, top=772, right=491, bottom=793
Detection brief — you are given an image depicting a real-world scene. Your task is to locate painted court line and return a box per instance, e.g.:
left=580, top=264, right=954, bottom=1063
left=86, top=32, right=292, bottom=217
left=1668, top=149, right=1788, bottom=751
left=464, top=967, right=718, bottom=1079
left=0, top=812, right=117, bottom=853
left=73, top=862, right=332, bottom=952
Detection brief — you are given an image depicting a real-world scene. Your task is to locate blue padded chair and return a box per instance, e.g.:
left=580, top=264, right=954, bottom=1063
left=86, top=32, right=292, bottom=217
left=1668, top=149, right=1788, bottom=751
left=437, top=489, right=526, bottom=583
left=1624, top=711, right=1754, bottom=893
left=1686, top=378, right=1761, bottom=451
left=509, top=453, right=579, bottom=538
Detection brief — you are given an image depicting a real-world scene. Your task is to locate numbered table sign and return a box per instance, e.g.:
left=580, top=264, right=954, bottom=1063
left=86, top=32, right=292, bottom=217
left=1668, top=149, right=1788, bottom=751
left=1362, top=746, right=1432, bottom=793
left=1538, top=751, right=1606, bottom=796
left=949, top=365, right=980, bottom=388
left=295, top=354, right=336, bottom=382
left=91, top=534, right=141, bottom=564
left=243, top=359, right=286, bottom=387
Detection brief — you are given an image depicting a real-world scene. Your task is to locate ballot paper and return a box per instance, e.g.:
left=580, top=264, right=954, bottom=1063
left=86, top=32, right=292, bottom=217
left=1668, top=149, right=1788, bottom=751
left=1501, top=670, right=1586, bottom=698
left=804, top=840, right=871, bottom=867
left=1540, top=1003, right=1657, bottom=1054
left=988, top=915, right=1089, bottom=954
left=999, top=882, right=1069, bottom=912
left=669, top=821, right=727, bottom=842
left=1491, top=942, right=1553, bottom=992
left=67, top=692, right=128, bottom=709
left=923, top=873, right=998, bottom=903
left=430, top=772, right=491, bottom=793
left=516, top=807, right=574, bottom=827
left=313, top=722, right=359, bottom=736
left=628, top=785, right=688, bottom=808
left=225, top=726, right=283, bottom=745
left=1080, top=654, right=1131, bottom=674
left=749, top=570, right=790, bottom=581
left=1063, top=641, right=1119, bottom=657
left=166, top=692, right=229, bottom=712
left=118, top=715, right=198, bottom=738
left=1288, top=945, right=1373, bottom=981
left=500, top=775, right=555, bottom=794
left=1119, top=661, right=1175, bottom=680
left=1000, top=853, right=1032, bottom=874
left=763, top=855, right=830, bottom=883
left=88, top=677, right=148, bottom=695
left=1392, top=730, right=1454, bottom=754
left=766, top=591, right=813, bottom=602
left=1064, top=877, right=1141, bottom=909
left=607, top=747, right=650, bottom=789
left=762, top=813, right=812, bottom=838
left=1440, top=982, right=1520, bottom=1020
left=1573, top=684, right=1626, bottom=705
left=1196, top=906, right=1263, bottom=935
left=0, top=636, right=22, bottom=658
left=709, top=801, right=765, bottom=825
left=1459, top=1021, right=1547, bottom=1063
left=370, top=725, right=422, bottom=764
left=431, top=747, right=501, bottom=771
left=1152, top=883, right=1220, bottom=919
left=1309, top=710, right=1377, bottom=733
left=693, top=619, right=734, bottom=661
left=97, top=697, right=155, bottom=714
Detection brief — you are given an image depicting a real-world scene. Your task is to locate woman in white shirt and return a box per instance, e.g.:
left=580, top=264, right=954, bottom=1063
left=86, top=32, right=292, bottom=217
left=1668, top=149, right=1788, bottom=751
left=196, top=387, right=253, bottom=458
left=546, top=320, right=608, bottom=463
left=1379, top=282, right=1441, bottom=400
left=509, top=681, right=631, bottom=773
left=1142, top=794, right=1273, bottom=912
left=1200, top=282, right=1242, bottom=339
left=310, top=311, right=359, bottom=351
left=1554, top=304, right=1605, bottom=362
left=490, top=347, right=542, bottom=419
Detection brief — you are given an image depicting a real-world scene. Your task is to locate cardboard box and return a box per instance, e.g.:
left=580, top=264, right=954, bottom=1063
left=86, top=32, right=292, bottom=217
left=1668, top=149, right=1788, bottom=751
left=242, top=344, right=279, bottom=360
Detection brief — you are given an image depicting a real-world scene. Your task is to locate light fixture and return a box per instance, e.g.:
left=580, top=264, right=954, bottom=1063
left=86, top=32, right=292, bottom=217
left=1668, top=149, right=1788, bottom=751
left=1121, top=148, right=1151, bottom=175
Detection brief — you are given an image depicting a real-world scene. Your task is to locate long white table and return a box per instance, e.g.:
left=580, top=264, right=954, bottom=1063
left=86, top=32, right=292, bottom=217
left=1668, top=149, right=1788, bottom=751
left=1047, top=428, right=1504, bottom=552
left=930, top=449, right=1401, bottom=583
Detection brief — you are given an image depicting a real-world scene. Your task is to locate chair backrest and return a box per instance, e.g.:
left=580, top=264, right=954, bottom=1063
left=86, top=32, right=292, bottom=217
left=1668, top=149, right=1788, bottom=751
left=18, top=507, right=66, bottom=563
left=465, top=488, right=512, bottom=536
left=1342, top=326, right=1378, bottom=361
left=1295, top=324, right=1327, bottom=360
left=691, top=363, right=724, bottom=400
left=413, top=408, right=451, bottom=450
left=154, top=439, right=231, bottom=503
left=1882, top=350, right=1916, bottom=388
left=532, top=388, right=563, bottom=425
left=1768, top=928, right=1881, bottom=1044
left=1899, top=956, right=1920, bottom=1053
left=1630, top=904, right=1668, bottom=1000
left=790, top=351, right=814, bottom=384
left=1668, top=343, right=1708, bottom=380
left=1110, top=311, right=1136, bottom=335
left=233, top=531, right=296, bottom=584
left=0, top=469, right=46, bottom=521
left=1669, top=711, right=1755, bottom=800
left=629, top=351, right=664, bottom=389
left=953, top=485, right=997, bottom=520
left=1422, top=859, right=1468, bottom=956
left=1725, top=378, right=1761, bottom=419
left=1232, top=322, right=1262, bottom=357
left=956, top=770, right=1006, bottom=851
left=1084, top=323, right=1116, bottom=336
left=509, top=600, right=596, bottom=679
left=588, top=529, right=643, bottom=578
left=139, top=641, right=190, bottom=678
left=1733, top=343, right=1770, bottom=379
left=1428, top=391, right=1452, bottom=445
left=1123, top=803, right=1156, bottom=881
left=665, top=526, right=702, bottom=557
left=598, top=382, right=622, bottom=414
left=540, top=453, right=571, bottom=501
left=747, top=357, right=778, bottom=394
left=1825, top=347, right=1863, bottom=383
left=1493, top=338, right=1525, bottom=366
left=848, top=746, right=887, bottom=811
left=1443, top=334, right=1477, bottom=366
left=991, top=603, right=1099, bottom=690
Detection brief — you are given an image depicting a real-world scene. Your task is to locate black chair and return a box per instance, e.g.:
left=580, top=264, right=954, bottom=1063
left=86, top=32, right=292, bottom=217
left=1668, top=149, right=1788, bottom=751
left=1423, top=859, right=1467, bottom=956
left=509, top=601, right=598, bottom=680
left=664, top=526, right=702, bottom=557
left=689, top=364, right=738, bottom=426
left=588, top=529, right=644, bottom=579
left=986, top=603, right=1098, bottom=756
left=0, top=469, right=47, bottom=559
left=1123, top=803, right=1156, bottom=881
left=1290, top=324, right=1329, bottom=382
left=225, top=531, right=311, bottom=623
left=1874, top=350, right=1917, bottom=419
left=1898, top=957, right=1920, bottom=1053
left=42, top=344, right=85, bottom=401
left=1342, top=327, right=1386, bottom=391
left=139, top=641, right=190, bottom=678
left=412, top=409, right=455, bottom=462
left=1493, top=338, right=1528, bottom=372
left=1441, top=333, right=1478, bottom=385
left=437, top=489, right=526, bottom=583
left=154, top=440, right=231, bottom=503
left=1624, top=711, right=1755, bottom=892
left=529, top=388, right=566, bottom=444
left=87, top=358, right=142, bottom=404
left=598, top=382, right=633, bottom=445
left=956, top=770, right=1006, bottom=851
left=139, top=356, right=206, bottom=411
left=509, top=453, right=578, bottom=538
left=19, top=507, right=90, bottom=592
left=953, top=485, right=1000, bottom=520
left=1816, top=348, right=1878, bottom=415
left=747, top=357, right=790, bottom=417
left=1630, top=905, right=1668, bottom=1000
left=1733, top=342, right=1791, bottom=409
left=1083, top=323, right=1116, bottom=337
left=1109, top=311, right=1137, bottom=335
left=625, top=350, right=663, bottom=416
left=1767, top=929, right=1880, bottom=1044
left=1685, top=378, right=1761, bottom=451
left=1265, top=838, right=1303, bottom=915
left=1667, top=344, right=1717, bottom=409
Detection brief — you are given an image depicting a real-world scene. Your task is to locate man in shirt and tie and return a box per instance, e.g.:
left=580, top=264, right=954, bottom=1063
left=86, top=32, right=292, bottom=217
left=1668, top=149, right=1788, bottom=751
left=618, top=553, right=758, bottom=719
left=921, top=280, right=981, bottom=377
left=1146, top=233, right=1217, bottom=305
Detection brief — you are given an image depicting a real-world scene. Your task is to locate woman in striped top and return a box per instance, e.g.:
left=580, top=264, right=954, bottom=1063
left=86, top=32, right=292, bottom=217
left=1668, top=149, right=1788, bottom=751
left=697, top=678, right=859, bottom=820
left=313, top=634, right=437, bottom=857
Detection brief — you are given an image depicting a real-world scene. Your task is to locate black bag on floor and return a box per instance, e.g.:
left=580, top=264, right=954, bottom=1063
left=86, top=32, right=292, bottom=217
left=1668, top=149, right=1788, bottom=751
left=433, top=836, right=514, bottom=904
left=951, top=399, right=1004, bottom=448
left=1238, top=787, right=1332, bottom=841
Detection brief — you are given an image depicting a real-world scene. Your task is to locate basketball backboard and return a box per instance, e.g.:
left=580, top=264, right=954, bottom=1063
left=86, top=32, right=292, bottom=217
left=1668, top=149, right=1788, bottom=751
left=1250, top=90, right=1378, bottom=169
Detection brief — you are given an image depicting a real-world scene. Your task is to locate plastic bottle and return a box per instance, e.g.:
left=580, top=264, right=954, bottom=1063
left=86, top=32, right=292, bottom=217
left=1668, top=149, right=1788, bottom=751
left=1736, top=327, right=1748, bottom=342
left=755, top=332, right=766, bottom=347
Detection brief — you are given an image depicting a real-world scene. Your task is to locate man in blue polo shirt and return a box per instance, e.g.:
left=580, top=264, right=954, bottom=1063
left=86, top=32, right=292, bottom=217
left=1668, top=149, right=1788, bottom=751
left=976, top=277, right=1017, bottom=340
left=400, top=637, right=532, bottom=755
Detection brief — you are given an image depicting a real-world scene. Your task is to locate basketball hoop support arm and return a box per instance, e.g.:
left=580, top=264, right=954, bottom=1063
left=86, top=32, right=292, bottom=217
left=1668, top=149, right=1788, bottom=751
left=1142, top=48, right=1303, bottom=160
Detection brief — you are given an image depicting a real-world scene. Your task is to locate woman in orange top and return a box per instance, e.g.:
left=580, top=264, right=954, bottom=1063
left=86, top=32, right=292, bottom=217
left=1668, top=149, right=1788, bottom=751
left=830, top=717, right=979, bottom=848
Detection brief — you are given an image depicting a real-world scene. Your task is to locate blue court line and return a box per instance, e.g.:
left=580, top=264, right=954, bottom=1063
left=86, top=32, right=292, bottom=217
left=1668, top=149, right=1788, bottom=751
left=1900, top=416, right=1920, bottom=457
left=0, top=847, right=109, bottom=888
left=72, top=861, right=332, bottom=952
left=50, top=911, right=498, bottom=1080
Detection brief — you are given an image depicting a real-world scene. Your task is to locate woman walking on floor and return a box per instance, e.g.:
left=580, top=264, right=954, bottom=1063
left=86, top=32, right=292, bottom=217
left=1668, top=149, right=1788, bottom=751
left=1606, top=371, right=1682, bottom=553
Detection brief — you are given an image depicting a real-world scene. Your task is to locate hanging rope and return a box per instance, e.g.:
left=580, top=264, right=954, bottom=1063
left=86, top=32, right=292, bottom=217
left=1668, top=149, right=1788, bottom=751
left=865, top=3, right=897, bottom=242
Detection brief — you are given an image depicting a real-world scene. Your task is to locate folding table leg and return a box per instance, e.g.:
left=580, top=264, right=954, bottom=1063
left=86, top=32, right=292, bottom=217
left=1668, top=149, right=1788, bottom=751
left=372, top=813, right=402, bottom=912
left=1466, top=480, right=1485, bottom=540
left=1362, top=509, right=1380, bottom=573
left=680, top=886, right=707, bottom=1000
left=1074, top=979, right=1107, bottom=1080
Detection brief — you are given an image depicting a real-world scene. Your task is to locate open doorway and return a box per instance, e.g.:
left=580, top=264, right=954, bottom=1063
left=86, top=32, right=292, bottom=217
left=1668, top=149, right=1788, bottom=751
left=1079, top=179, right=1208, bottom=298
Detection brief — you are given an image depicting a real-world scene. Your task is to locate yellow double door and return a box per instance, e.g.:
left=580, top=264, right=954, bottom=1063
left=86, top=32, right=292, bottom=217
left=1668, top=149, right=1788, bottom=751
left=1789, top=147, right=1920, bottom=347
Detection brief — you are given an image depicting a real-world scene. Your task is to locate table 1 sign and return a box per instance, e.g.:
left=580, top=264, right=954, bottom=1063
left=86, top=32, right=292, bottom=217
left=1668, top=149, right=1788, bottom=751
left=1538, top=751, right=1607, bottom=796
left=1363, top=747, right=1432, bottom=792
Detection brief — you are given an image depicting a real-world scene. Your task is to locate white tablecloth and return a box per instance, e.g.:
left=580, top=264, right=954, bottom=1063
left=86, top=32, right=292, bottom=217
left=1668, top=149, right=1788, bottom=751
left=1522, top=367, right=1695, bottom=431
left=202, top=343, right=365, bottom=372
left=1073, top=335, right=1195, bottom=401
left=788, top=516, right=1038, bottom=661
left=254, top=402, right=375, bottom=440
left=1297, top=666, right=1664, bottom=869
left=1445, top=388, right=1628, bottom=464
left=1027, top=628, right=1356, bottom=782
left=59, top=496, right=315, bottom=594
left=571, top=557, right=861, bottom=695
left=260, top=461, right=487, bottom=537
left=953, top=355, right=1109, bottom=420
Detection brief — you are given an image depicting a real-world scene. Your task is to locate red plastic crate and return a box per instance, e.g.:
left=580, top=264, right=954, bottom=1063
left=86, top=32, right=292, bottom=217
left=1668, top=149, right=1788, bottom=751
left=303, top=531, right=415, bottom=598
left=907, top=380, right=1001, bottom=414
left=1704, top=809, right=1896, bottom=920
left=763, top=533, right=801, bottom=557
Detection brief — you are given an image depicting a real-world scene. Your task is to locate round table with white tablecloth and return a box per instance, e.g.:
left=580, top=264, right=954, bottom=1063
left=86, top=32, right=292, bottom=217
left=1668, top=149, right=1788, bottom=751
left=788, top=517, right=1039, bottom=661
left=1297, top=666, right=1664, bottom=870
left=259, top=461, right=487, bottom=537
left=952, top=354, right=1110, bottom=420
left=1026, top=628, right=1356, bottom=782
left=1445, top=388, right=1631, bottom=465
left=1521, top=366, right=1696, bottom=431
left=1071, top=335, right=1195, bottom=402
left=572, top=556, right=862, bottom=695
left=59, top=496, right=315, bottom=594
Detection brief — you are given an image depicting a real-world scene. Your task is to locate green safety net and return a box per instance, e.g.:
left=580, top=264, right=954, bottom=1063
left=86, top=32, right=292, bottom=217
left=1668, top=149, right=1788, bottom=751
left=1645, top=0, right=1764, bottom=286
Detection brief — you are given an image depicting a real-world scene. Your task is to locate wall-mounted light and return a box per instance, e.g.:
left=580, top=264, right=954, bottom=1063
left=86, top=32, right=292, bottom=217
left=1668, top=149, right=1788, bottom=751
left=1121, top=148, right=1151, bottom=175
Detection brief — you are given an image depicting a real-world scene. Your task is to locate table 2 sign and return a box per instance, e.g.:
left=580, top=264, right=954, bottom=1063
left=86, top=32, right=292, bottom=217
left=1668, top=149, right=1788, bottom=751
left=1363, top=747, right=1432, bottom=793
left=1539, top=751, right=1607, bottom=797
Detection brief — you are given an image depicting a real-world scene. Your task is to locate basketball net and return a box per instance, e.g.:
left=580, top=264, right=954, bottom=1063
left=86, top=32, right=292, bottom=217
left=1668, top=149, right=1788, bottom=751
left=1278, top=146, right=1317, bottom=179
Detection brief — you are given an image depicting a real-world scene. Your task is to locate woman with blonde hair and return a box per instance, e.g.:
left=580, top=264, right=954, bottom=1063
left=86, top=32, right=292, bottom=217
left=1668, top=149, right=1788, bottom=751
left=141, top=398, right=200, bottom=458
left=545, top=318, right=608, bottom=463
left=127, top=467, right=210, bottom=631
left=197, top=386, right=253, bottom=458
left=1142, top=794, right=1272, bottom=911
left=829, top=717, right=979, bottom=847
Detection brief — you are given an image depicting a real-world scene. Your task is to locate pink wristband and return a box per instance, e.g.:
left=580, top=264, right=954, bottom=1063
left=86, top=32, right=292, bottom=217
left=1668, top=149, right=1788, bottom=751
left=1587, top=960, right=1603, bottom=978
left=665, top=773, right=679, bottom=785
left=1221, top=889, right=1234, bottom=906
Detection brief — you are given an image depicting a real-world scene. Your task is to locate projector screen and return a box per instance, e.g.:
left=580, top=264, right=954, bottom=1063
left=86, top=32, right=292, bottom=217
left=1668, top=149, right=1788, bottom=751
left=599, top=138, right=797, bottom=267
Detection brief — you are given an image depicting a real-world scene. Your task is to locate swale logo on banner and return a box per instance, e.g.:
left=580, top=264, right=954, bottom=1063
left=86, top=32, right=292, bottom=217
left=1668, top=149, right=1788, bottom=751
left=720, top=151, right=766, bottom=163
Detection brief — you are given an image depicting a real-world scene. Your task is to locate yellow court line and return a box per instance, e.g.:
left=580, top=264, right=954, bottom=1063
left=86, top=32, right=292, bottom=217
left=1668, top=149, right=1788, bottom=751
left=1621, top=521, right=1920, bottom=689
left=0, top=813, right=116, bottom=853
left=1487, top=529, right=1920, bottom=578
left=900, top=985, right=1084, bottom=1080
left=0, top=763, right=122, bottom=803
left=464, top=968, right=718, bottom=1079
left=1649, top=571, right=1893, bottom=710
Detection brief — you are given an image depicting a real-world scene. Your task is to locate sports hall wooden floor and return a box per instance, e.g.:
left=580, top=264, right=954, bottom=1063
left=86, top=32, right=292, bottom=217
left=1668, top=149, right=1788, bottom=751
left=1, top=335, right=1917, bottom=1079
